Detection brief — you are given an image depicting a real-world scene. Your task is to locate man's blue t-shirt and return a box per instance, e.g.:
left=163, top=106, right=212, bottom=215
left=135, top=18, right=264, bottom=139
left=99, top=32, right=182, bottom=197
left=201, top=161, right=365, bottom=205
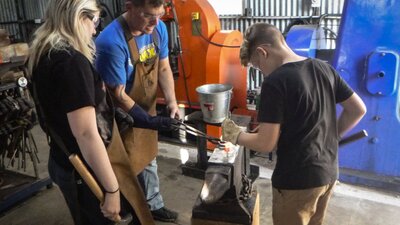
left=95, top=19, right=169, bottom=92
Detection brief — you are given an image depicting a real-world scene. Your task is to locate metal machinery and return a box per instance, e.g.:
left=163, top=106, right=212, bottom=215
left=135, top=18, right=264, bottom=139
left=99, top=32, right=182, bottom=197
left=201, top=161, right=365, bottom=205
left=158, top=0, right=260, bottom=175
left=192, top=145, right=258, bottom=225
left=158, top=1, right=259, bottom=224
left=159, top=0, right=249, bottom=145
left=286, top=0, right=400, bottom=192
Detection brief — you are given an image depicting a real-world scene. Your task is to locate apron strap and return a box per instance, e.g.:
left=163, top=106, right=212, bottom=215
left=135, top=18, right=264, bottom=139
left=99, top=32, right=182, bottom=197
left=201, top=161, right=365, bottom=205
left=117, top=16, right=140, bottom=65
left=117, top=15, right=159, bottom=67
left=152, top=28, right=159, bottom=52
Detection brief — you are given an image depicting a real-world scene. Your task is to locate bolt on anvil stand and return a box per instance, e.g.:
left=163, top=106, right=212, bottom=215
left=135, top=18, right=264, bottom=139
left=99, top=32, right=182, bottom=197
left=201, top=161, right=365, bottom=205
left=180, top=111, right=259, bottom=181
left=191, top=139, right=260, bottom=225
left=179, top=111, right=208, bottom=179
left=176, top=111, right=260, bottom=224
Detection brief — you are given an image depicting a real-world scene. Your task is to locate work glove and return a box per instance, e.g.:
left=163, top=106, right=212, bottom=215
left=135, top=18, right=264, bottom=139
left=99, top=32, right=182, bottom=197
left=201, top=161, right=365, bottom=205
left=128, top=104, right=179, bottom=131
left=115, top=107, right=135, bottom=134
left=221, top=118, right=242, bottom=145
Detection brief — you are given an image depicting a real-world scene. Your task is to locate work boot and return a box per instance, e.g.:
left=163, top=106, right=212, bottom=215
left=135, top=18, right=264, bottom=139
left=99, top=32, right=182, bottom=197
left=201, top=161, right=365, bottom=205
left=151, top=207, right=178, bottom=222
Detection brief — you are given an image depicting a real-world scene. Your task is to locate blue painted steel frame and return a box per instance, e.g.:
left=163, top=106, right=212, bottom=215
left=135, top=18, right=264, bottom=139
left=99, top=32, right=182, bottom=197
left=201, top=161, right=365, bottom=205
left=286, top=25, right=319, bottom=58
left=286, top=25, right=327, bottom=58
left=286, top=0, right=400, bottom=190
left=331, top=0, right=400, bottom=188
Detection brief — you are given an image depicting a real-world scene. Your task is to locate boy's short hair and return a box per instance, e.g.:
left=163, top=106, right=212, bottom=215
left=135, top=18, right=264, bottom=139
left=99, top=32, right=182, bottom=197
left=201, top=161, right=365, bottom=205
left=240, top=23, right=282, bottom=66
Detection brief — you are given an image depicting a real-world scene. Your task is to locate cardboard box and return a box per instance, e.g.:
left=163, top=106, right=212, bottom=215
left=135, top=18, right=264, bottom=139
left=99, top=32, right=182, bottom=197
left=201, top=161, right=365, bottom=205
left=0, top=43, right=29, bottom=64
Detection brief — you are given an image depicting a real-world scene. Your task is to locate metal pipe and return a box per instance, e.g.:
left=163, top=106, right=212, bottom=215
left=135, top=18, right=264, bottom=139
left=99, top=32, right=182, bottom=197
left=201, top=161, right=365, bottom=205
left=219, top=15, right=341, bottom=20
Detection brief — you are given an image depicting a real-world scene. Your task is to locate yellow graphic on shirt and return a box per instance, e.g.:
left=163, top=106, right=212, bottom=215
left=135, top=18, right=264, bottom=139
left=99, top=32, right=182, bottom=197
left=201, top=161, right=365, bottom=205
left=139, top=43, right=157, bottom=63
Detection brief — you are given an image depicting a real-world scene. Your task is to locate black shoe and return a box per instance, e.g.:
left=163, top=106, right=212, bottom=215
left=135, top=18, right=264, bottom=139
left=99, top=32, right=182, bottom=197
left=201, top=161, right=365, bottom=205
left=151, top=207, right=178, bottom=222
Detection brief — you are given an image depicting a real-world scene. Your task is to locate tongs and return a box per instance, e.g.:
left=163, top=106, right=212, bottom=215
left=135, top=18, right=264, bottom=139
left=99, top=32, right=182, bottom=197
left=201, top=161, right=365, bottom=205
left=171, top=120, right=225, bottom=145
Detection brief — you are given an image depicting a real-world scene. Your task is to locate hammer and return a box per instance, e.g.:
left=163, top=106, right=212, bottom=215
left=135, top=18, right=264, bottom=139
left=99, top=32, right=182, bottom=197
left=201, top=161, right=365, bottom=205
left=69, top=154, right=122, bottom=222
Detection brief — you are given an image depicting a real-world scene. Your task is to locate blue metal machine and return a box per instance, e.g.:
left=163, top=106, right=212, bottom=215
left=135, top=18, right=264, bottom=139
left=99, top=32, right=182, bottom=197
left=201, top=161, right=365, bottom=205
left=286, top=25, right=326, bottom=58
left=286, top=0, right=400, bottom=192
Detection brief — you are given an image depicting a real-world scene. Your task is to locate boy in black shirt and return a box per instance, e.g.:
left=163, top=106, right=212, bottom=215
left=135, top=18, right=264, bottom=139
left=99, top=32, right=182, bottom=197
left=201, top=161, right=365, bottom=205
left=222, top=23, right=366, bottom=225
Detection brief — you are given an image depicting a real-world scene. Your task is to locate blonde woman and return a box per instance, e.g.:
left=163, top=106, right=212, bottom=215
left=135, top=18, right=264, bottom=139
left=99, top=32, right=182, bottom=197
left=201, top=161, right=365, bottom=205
left=28, top=0, right=120, bottom=224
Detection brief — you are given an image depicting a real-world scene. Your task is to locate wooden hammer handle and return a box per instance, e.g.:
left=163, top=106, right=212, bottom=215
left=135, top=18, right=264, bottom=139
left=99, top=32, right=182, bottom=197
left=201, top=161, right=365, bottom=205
left=69, top=154, right=105, bottom=201
left=68, top=154, right=122, bottom=222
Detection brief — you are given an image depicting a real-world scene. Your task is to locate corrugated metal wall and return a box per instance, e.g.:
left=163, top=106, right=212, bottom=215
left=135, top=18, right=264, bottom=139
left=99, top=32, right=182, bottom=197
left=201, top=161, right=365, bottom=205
left=0, top=0, right=121, bottom=41
left=0, top=0, right=51, bottom=41
left=23, top=0, right=48, bottom=19
left=0, top=0, right=343, bottom=90
left=0, top=0, right=21, bottom=41
left=219, top=0, right=344, bottom=90
left=0, top=0, right=344, bottom=40
left=220, top=0, right=343, bottom=40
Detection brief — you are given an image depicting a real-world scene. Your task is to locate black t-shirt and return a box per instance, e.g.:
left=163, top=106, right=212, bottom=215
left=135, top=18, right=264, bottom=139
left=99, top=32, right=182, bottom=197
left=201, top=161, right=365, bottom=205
left=258, top=58, right=354, bottom=189
left=32, top=47, right=105, bottom=171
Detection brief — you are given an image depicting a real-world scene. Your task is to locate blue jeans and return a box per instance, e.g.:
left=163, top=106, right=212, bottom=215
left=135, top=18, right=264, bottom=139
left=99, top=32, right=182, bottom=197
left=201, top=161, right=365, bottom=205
left=48, top=155, right=113, bottom=225
left=137, top=158, right=164, bottom=211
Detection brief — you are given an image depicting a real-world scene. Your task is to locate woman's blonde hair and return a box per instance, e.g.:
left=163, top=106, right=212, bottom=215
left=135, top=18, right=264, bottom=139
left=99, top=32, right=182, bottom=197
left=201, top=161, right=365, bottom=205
left=28, top=0, right=99, bottom=73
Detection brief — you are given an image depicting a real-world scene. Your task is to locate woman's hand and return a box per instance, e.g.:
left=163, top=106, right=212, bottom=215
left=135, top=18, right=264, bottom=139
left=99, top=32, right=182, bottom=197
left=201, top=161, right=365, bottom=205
left=101, top=191, right=121, bottom=222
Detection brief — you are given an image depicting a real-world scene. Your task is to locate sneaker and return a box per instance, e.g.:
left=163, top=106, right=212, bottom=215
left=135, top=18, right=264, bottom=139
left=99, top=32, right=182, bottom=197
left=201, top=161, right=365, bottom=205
left=151, top=207, right=178, bottom=222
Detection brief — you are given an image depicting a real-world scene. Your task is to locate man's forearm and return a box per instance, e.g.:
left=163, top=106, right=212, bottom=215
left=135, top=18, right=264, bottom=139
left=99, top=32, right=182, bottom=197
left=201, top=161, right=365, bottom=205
left=158, top=58, right=177, bottom=105
left=107, top=84, right=135, bottom=112
left=158, top=71, right=176, bottom=104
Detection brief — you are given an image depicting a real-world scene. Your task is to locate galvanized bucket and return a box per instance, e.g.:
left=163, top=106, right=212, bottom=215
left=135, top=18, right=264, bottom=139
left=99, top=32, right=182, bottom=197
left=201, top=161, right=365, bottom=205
left=196, top=84, right=233, bottom=123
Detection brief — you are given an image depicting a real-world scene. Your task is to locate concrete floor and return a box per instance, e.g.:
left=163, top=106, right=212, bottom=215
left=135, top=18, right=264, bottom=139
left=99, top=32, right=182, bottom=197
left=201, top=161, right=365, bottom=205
left=1, top=125, right=400, bottom=225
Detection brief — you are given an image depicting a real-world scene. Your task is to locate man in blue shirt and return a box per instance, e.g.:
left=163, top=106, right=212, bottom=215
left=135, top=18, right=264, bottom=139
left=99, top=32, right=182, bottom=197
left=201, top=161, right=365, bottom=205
left=96, top=0, right=179, bottom=222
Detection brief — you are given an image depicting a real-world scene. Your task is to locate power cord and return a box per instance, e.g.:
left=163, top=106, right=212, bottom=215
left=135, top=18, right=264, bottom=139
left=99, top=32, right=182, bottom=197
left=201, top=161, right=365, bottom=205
left=192, top=20, right=241, bottom=48
left=170, top=2, right=192, bottom=110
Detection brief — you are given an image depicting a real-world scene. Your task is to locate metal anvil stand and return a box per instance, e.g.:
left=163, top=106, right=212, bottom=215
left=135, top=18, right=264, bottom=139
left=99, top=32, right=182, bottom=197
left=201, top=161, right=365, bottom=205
left=180, top=112, right=259, bottom=224
left=179, top=111, right=209, bottom=179
left=191, top=145, right=259, bottom=225
left=180, top=112, right=259, bottom=180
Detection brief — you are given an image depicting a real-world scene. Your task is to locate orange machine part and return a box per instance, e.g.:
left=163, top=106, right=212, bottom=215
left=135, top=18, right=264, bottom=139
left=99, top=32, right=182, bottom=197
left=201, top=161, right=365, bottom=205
left=172, top=0, right=221, bottom=104
left=160, top=0, right=248, bottom=149
left=161, top=0, right=246, bottom=107
left=205, top=30, right=247, bottom=109
left=205, top=30, right=247, bottom=149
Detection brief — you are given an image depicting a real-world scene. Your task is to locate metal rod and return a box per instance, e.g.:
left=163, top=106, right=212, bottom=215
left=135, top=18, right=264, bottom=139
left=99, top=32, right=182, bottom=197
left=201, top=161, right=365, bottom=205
left=219, top=15, right=341, bottom=20
left=339, top=130, right=368, bottom=146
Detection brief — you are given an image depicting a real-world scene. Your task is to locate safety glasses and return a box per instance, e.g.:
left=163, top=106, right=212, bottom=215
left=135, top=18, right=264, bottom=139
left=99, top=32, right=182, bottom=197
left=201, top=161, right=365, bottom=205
left=139, top=11, right=165, bottom=20
left=86, top=14, right=100, bottom=28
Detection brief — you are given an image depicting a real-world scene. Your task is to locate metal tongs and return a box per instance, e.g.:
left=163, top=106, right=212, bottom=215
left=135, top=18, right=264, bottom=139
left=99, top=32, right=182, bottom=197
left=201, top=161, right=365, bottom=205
left=171, top=120, right=225, bottom=145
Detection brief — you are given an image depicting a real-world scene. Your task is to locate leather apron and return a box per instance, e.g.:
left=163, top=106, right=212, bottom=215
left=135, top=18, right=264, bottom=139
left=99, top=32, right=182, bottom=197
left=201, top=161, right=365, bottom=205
left=107, top=122, right=154, bottom=225
left=118, top=16, right=159, bottom=175
left=101, top=91, right=154, bottom=224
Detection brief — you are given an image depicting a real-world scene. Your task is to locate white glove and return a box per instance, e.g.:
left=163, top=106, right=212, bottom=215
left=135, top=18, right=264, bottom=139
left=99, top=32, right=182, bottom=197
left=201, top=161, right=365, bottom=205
left=221, top=118, right=242, bottom=145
